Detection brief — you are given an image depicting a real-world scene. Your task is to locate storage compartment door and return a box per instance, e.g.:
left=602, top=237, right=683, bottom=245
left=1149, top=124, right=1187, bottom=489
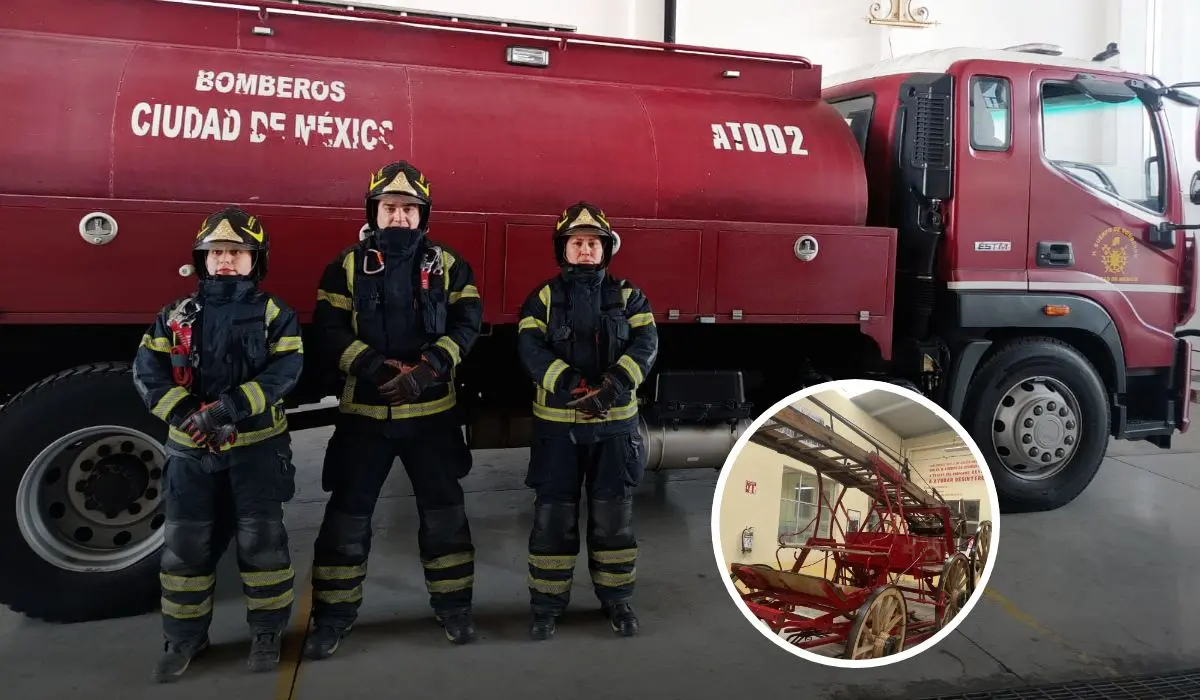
left=714, top=227, right=894, bottom=319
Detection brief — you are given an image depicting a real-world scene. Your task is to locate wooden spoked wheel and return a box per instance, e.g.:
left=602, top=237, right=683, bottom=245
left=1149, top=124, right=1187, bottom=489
left=844, top=585, right=907, bottom=660
left=968, top=520, right=993, bottom=591
left=936, top=552, right=970, bottom=630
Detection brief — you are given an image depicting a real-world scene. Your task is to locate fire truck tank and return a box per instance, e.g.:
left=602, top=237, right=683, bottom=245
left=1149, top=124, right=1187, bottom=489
left=0, top=0, right=869, bottom=229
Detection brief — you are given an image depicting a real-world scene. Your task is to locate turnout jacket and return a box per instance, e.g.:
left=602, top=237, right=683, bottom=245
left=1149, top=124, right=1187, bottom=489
left=133, top=278, right=305, bottom=454
left=312, top=227, right=482, bottom=424
left=517, top=268, right=658, bottom=440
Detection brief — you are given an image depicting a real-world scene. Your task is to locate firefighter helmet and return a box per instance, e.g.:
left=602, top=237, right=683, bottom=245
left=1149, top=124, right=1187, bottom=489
left=365, top=160, right=432, bottom=231
left=553, top=201, right=617, bottom=268
left=192, top=206, right=270, bottom=281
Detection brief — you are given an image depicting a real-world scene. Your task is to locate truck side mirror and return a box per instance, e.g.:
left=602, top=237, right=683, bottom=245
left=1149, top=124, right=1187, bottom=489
left=1190, top=171, right=1200, bottom=206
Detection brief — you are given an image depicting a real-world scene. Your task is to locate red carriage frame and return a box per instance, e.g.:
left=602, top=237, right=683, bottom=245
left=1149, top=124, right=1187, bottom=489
left=729, top=396, right=993, bottom=660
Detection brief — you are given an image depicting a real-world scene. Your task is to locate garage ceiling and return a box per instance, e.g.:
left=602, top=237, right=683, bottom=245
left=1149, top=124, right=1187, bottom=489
left=836, top=387, right=950, bottom=441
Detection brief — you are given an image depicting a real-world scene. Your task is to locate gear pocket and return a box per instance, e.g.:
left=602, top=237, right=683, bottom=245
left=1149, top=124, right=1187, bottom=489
left=238, top=324, right=269, bottom=378
left=273, top=447, right=298, bottom=502
left=450, top=427, right=473, bottom=479
left=352, top=291, right=383, bottom=336
left=162, top=455, right=185, bottom=501
left=420, top=290, right=448, bottom=335
left=620, top=431, right=646, bottom=488
left=525, top=436, right=554, bottom=489
left=320, top=430, right=343, bottom=493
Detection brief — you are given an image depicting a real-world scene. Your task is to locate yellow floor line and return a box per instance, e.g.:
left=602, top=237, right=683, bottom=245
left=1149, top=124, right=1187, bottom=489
left=273, top=565, right=314, bottom=700
left=983, top=587, right=1119, bottom=676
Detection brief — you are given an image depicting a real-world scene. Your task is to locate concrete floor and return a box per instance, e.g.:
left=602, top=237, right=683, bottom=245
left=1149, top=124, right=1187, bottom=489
left=2, top=424, right=1200, bottom=700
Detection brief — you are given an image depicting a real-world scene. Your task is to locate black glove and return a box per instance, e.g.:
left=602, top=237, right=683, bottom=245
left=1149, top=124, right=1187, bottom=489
left=566, top=374, right=620, bottom=416
left=372, top=358, right=403, bottom=384
left=558, top=369, right=587, bottom=399
left=377, top=359, right=410, bottom=402
left=181, top=400, right=237, bottom=449
left=389, top=358, right=438, bottom=405
left=378, top=356, right=438, bottom=405
left=205, top=423, right=238, bottom=450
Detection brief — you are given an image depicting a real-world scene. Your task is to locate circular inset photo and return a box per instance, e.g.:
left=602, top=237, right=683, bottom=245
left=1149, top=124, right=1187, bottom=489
left=711, top=379, right=999, bottom=668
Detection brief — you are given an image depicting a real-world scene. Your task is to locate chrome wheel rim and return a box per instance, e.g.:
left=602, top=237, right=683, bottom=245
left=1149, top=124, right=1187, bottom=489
left=16, top=425, right=166, bottom=572
left=990, top=376, right=1081, bottom=481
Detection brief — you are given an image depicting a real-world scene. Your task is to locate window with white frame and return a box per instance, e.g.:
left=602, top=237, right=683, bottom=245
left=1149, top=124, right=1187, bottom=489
left=778, top=467, right=838, bottom=544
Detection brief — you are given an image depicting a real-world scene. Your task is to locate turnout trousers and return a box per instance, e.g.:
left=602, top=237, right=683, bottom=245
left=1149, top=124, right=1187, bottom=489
left=309, top=417, right=475, bottom=627
left=524, top=427, right=646, bottom=615
left=159, top=442, right=298, bottom=643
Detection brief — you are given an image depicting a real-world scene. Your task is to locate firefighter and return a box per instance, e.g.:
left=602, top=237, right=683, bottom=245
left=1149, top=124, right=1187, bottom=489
left=516, top=201, right=658, bottom=640
left=133, top=207, right=305, bottom=682
left=304, top=160, right=483, bottom=658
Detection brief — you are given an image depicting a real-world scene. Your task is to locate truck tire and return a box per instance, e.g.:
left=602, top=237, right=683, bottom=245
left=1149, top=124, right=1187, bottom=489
left=960, top=337, right=1109, bottom=513
left=0, top=362, right=167, bottom=622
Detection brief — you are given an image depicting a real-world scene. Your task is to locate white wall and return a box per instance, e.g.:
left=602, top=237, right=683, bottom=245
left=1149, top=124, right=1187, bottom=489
left=902, top=431, right=998, bottom=526
left=1153, top=0, right=1200, bottom=225
left=674, top=0, right=1114, bottom=76
left=349, top=0, right=1199, bottom=220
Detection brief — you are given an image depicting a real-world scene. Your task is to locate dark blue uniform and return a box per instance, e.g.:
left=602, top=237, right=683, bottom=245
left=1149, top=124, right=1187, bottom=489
left=133, top=208, right=303, bottom=681
left=305, top=161, right=484, bottom=656
left=516, top=201, right=659, bottom=639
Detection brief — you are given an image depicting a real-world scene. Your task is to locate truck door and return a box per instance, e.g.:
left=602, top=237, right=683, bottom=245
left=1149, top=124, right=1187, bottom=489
left=951, top=68, right=1030, bottom=287
left=1026, top=68, right=1186, bottom=368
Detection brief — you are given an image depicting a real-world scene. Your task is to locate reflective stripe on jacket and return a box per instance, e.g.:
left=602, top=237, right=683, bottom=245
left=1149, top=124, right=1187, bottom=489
left=313, top=237, right=482, bottom=422
left=133, top=282, right=304, bottom=453
left=517, top=272, right=657, bottom=437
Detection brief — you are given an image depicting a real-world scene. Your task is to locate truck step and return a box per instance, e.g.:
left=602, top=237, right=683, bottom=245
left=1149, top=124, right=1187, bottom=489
left=1121, top=418, right=1173, bottom=439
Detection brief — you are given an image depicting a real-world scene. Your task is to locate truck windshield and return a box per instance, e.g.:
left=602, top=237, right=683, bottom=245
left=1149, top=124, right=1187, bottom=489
left=1039, top=80, right=1166, bottom=214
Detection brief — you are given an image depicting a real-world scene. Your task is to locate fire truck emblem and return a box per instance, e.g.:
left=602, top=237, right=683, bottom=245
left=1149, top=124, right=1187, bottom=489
left=794, top=235, right=819, bottom=261
left=1091, top=226, right=1139, bottom=282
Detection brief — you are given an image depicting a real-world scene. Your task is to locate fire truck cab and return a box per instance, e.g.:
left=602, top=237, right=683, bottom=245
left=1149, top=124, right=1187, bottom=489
left=822, top=44, right=1200, bottom=514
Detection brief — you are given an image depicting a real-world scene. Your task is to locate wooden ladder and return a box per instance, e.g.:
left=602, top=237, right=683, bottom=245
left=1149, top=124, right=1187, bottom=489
left=751, top=405, right=942, bottom=509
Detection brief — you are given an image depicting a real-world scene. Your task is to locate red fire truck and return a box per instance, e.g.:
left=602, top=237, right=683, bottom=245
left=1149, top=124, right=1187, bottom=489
left=1, top=0, right=1198, bottom=624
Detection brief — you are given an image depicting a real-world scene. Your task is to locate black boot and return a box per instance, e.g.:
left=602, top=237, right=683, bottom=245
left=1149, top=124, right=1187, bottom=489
left=529, top=611, right=557, bottom=641
left=151, top=636, right=210, bottom=683
left=602, top=601, right=639, bottom=637
left=247, top=630, right=283, bottom=672
left=302, top=622, right=352, bottom=660
left=436, top=608, right=478, bottom=645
